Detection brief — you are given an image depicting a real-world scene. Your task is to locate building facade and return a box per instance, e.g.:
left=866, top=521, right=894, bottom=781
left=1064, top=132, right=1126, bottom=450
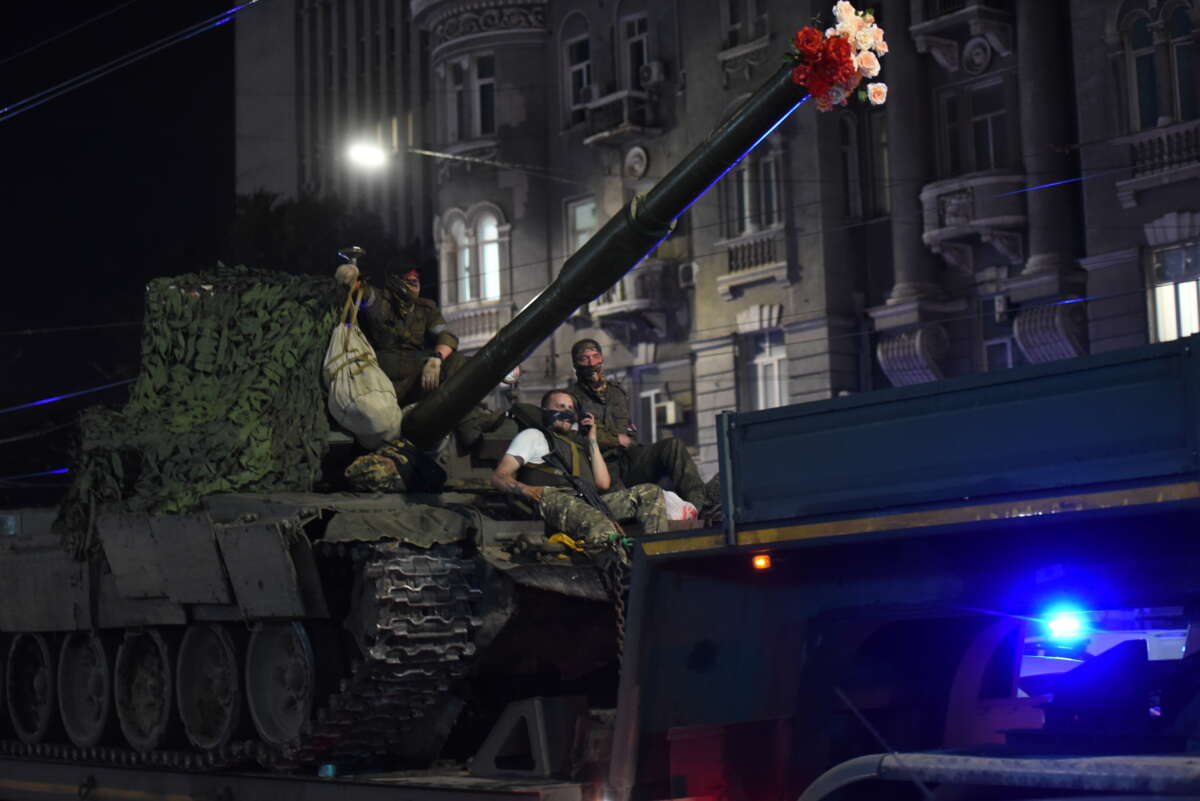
left=235, top=0, right=1200, bottom=477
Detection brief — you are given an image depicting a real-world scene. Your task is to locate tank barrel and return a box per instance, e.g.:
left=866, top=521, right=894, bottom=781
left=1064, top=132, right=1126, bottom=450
left=403, top=64, right=808, bottom=449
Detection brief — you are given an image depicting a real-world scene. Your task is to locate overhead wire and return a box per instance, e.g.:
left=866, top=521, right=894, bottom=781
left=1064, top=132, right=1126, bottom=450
left=0, top=0, right=142, bottom=68
left=0, top=0, right=267, bottom=123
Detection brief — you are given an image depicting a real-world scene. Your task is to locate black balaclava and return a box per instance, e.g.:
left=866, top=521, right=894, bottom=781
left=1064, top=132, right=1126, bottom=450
left=571, top=338, right=604, bottom=386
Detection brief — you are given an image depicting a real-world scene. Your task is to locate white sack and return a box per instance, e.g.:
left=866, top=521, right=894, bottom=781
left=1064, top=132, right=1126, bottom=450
left=323, top=294, right=402, bottom=449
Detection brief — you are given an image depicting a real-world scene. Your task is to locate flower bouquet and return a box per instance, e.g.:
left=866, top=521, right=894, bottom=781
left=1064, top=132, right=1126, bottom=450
left=788, top=1, right=889, bottom=111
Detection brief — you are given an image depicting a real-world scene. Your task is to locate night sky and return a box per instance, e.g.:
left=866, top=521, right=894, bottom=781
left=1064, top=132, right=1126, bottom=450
left=1, top=1, right=236, bottom=502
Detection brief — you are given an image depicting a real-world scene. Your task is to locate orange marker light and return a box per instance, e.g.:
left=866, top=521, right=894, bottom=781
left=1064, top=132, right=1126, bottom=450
left=751, top=553, right=772, bottom=571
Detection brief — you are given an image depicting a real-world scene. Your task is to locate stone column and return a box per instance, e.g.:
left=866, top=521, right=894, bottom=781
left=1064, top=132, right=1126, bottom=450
left=1018, top=2, right=1081, bottom=276
left=886, top=0, right=940, bottom=303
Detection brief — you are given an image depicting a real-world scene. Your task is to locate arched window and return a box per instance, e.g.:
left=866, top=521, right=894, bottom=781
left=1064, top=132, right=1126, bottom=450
left=478, top=213, right=501, bottom=301
left=1169, top=5, right=1198, bottom=121
left=451, top=218, right=471, bottom=303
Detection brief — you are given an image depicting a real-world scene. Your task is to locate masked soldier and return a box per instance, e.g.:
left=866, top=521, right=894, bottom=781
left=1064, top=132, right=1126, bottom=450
left=565, top=338, right=708, bottom=511
left=491, top=390, right=667, bottom=547
left=335, top=262, right=464, bottom=406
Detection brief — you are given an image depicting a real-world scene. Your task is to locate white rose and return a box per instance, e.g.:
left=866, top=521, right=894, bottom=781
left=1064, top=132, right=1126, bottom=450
left=833, top=1, right=857, bottom=24
left=867, top=82, right=888, bottom=105
left=854, top=26, right=876, bottom=51
left=828, top=85, right=848, bottom=105
left=837, top=16, right=864, bottom=37
left=856, top=50, right=881, bottom=78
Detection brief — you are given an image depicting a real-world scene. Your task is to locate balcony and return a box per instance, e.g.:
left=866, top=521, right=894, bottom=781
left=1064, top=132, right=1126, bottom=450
left=591, top=259, right=667, bottom=321
left=919, top=171, right=1027, bottom=271
left=1114, top=119, right=1200, bottom=209
left=442, top=300, right=511, bottom=352
left=582, top=90, right=661, bottom=147
left=716, top=227, right=790, bottom=301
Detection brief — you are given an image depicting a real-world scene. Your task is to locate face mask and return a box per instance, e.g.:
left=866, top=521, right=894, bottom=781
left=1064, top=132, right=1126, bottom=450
left=386, top=273, right=419, bottom=299
left=541, top=408, right=578, bottom=427
left=575, top=363, right=603, bottom=384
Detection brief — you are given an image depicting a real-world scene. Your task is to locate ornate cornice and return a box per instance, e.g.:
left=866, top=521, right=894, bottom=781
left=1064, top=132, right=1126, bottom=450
left=419, top=1, right=548, bottom=49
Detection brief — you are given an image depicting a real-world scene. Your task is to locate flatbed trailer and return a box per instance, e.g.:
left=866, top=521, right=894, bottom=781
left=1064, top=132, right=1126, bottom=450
left=610, top=337, right=1200, bottom=800
left=0, top=756, right=585, bottom=801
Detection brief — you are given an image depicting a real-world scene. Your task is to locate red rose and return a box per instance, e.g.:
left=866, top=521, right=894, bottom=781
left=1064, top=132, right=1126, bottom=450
left=790, top=63, right=812, bottom=86
left=793, top=26, right=824, bottom=60
left=823, top=35, right=853, bottom=66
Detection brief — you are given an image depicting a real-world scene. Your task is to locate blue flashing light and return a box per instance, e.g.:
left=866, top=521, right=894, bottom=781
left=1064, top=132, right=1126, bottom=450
left=1044, top=607, right=1088, bottom=642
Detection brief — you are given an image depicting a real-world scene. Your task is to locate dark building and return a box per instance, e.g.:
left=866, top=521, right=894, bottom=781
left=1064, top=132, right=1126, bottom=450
left=235, top=0, right=1200, bottom=476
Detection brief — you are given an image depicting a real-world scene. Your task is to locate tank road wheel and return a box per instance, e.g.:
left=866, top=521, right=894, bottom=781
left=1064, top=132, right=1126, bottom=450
left=114, top=629, right=181, bottom=752
left=176, top=624, right=245, bottom=751
left=6, top=633, right=59, bottom=744
left=244, top=622, right=315, bottom=748
left=58, top=632, right=116, bottom=748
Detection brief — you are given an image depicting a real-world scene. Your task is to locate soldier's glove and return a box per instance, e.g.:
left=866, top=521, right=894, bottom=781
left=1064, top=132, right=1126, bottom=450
left=421, top=356, right=442, bottom=391
left=335, top=263, right=360, bottom=287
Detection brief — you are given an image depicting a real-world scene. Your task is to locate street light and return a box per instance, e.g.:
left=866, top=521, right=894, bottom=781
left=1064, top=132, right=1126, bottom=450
left=347, top=142, right=388, bottom=169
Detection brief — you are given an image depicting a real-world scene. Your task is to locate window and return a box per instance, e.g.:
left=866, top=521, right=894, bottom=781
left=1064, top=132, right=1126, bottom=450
left=749, top=331, right=787, bottom=410
left=722, top=0, right=764, bottom=49
left=568, top=198, right=598, bottom=254
left=839, top=116, right=863, bottom=218
left=969, top=81, right=1007, bottom=171
left=449, top=62, right=466, bottom=143
left=719, top=151, right=781, bottom=237
left=719, top=165, right=751, bottom=238
left=623, top=14, right=649, bottom=89
left=1152, top=241, right=1200, bottom=342
left=1169, top=5, right=1198, bottom=122
left=639, top=389, right=661, bottom=444
left=475, top=54, right=496, bottom=137
left=478, top=213, right=501, bottom=301
left=566, top=35, right=592, bottom=125
left=870, top=111, right=891, bottom=216
left=938, top=80, right=1010, bottom=176
left=759, top=154, right=781, bottom=227
left=979, top=297, right=1021, bottom=372
left=451, top=218, right=471, bottom=303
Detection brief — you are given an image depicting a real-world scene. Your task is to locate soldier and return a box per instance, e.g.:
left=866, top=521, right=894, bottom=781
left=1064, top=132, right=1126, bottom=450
left=565, top=338, right=708, bottom=511
left=490, top=390, right=667, bottom=547
left=335, top=262, right=464, bottom=406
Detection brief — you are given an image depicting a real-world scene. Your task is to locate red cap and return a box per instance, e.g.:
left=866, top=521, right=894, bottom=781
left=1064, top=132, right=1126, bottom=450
left=402, top=268, right=420, bottom=281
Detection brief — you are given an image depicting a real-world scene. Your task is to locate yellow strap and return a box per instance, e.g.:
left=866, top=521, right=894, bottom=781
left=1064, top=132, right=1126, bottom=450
left=548, top=532, right=586, bottom=552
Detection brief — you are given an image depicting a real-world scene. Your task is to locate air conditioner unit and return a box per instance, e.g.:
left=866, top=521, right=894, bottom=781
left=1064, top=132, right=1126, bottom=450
left=655, top=399, right=679, bottom=427
left=639, top=60, right=666, bottom=87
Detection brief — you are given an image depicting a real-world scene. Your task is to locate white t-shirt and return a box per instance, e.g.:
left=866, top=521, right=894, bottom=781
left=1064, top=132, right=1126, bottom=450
left=505, top=428, right=553, bottom=466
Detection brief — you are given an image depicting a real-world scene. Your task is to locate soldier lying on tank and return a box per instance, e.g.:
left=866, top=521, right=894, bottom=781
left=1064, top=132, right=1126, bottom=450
left=334, top=262, right=465, bottom=406
left=490, top=390, right=668, bottom=547
left=565, top=338, right=708, bottom=511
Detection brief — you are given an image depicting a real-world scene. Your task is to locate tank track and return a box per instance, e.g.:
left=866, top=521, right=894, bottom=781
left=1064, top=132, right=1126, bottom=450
left=0, top=541, right=482, bottom=772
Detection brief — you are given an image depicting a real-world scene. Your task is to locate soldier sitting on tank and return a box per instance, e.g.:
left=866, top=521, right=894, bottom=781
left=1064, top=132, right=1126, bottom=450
left=565, top=338, right=708, bottom=512
left=335, top=262, right=465, bottom=406
left=490, top=390, right=668, bottom=547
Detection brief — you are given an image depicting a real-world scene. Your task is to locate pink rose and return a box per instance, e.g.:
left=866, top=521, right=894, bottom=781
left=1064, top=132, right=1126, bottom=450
left=866, top=82, right=888, bottom=105
left=856, top=50, right=881, bottom=78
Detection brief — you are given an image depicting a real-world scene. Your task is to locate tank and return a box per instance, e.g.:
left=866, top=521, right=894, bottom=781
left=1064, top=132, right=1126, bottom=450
left=0, top=63, right=809, bottom=771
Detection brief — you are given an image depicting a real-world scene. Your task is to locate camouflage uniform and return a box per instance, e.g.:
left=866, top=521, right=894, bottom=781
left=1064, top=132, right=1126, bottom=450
left=538, top=483, right=668, bottom=546
left=566, top=379, right=708, bottom=509
left=345, top=438, right=446, bottom=493
left=359, top=284, right=465, bottom=406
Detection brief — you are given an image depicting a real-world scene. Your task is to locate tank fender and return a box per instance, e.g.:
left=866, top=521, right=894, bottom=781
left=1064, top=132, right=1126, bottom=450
left=322, top=503, right=471, bottom=546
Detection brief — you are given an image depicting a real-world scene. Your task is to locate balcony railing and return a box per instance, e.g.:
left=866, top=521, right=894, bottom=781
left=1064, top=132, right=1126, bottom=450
left=716, top=228, right=790, bottom=300
left=591, top=259, right=665, bottom=319
left=442, top=301, right=510, bottom=352
left=583, top=90, right=661, bottom=147
left=1115, top=119, right=1200, bottom=208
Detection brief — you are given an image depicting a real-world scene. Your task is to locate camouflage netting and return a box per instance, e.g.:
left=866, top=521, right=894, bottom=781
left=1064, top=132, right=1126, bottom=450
left=59, top=265, right=339, bottom=547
